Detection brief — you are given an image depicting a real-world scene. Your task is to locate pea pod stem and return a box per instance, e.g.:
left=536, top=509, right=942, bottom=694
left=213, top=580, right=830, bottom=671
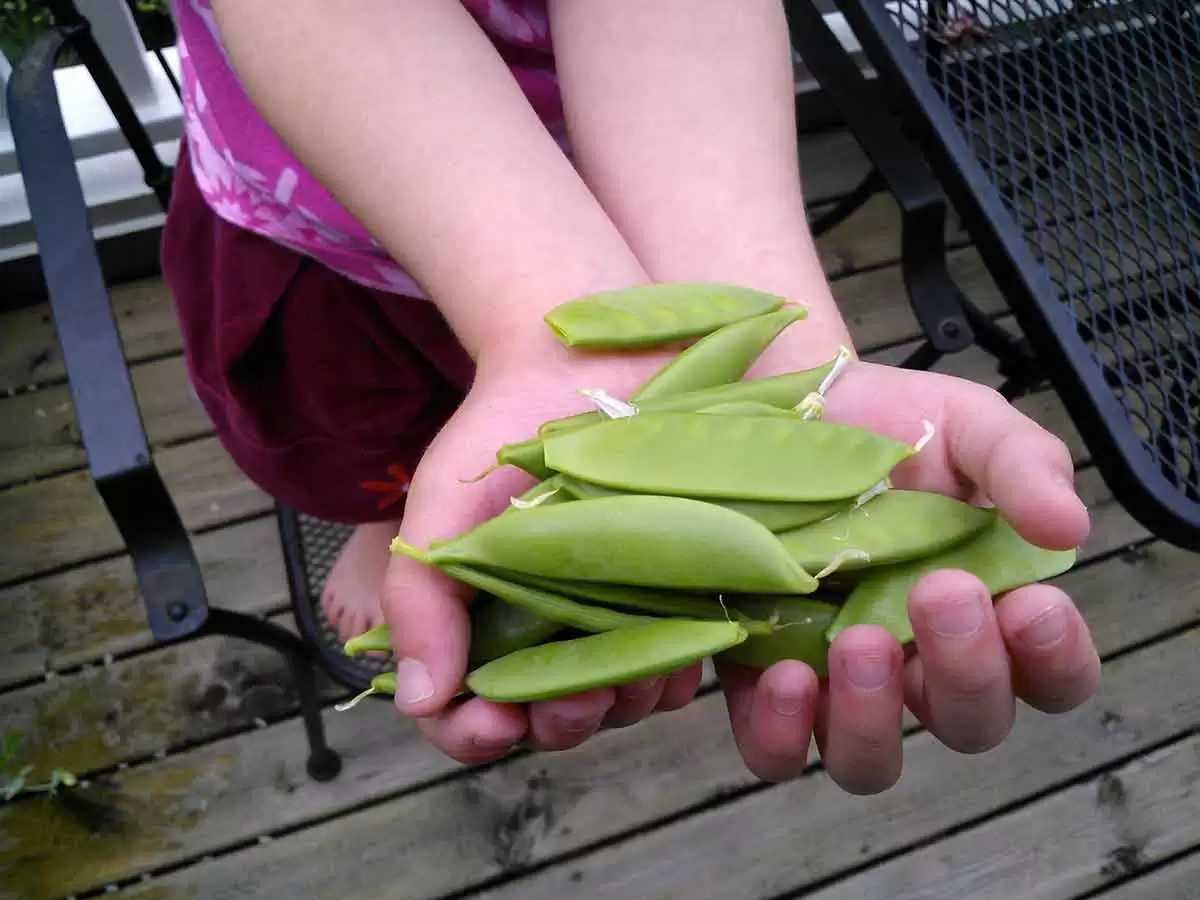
left=335, top=671, right=398, bottom=712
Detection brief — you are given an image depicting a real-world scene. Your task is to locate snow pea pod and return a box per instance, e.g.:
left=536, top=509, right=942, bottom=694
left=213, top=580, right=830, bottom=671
left=343, top=623, right=391, bottom=657
left=537, top=361, right=837, bottom=439
left=466, top=619, right=750, bottom=702
left=543, top=282, right=790, bottom=349
left=500, top=570, right=774, bottom=635
left=696, top=401, right=801, bottom=418
left=395, top=538, right=658, bottom=632
left=542, top=414, right=915, bottom=502
left=826, top=518, right=1078, bottom=644
left=496, top=439, right=555, bottom=480
left=718, top=596, right=840, bottom=677
left=778, top=489, right=997, bottom=574
left=467, top=595, right=566, bottom=666
left=557, top=474, right=848, bottom=534
left=631, top=306, right=805, bottom=402
left=343, top=599, right=567, bottom=666
left=418, top=494, right=819, bottom=594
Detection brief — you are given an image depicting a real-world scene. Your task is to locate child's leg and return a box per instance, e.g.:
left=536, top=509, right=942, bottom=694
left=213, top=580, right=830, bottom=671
left=161, top=139, right=474, bottom=640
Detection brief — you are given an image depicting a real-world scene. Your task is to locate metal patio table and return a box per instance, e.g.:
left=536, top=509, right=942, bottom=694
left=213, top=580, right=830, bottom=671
left=788, top=0, right=1200, bottom=551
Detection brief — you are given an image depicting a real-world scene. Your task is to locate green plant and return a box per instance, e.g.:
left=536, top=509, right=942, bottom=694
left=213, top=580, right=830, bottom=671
left=0, top=0, right=52, bottom=63
left=1, top=731, right=78, bottom=803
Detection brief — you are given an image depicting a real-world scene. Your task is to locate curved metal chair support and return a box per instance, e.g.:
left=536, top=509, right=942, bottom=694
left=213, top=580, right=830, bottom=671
left=7, top=14, right=343, bottom=781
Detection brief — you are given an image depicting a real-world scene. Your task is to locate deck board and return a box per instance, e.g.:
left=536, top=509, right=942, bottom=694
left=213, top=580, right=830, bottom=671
left=1090, top=851, right=1200, bottom=900
left=3, top=521, right=1183, bottom=897
left=1, top=124, right=1194, bottom=900
left=111, top=624, right=1198, bottom=900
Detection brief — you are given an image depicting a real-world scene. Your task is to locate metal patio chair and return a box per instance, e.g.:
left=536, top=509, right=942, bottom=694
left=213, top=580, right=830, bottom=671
left=786, top=0, right=1200, bottom=551
left=5, top=0, right=390, bottom=783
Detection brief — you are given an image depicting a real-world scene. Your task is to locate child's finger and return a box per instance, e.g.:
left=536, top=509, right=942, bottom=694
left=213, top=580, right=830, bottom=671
left=416, top=696, right=528, bottom=765
left=995, top=582, right=1101, bottom=714
left=601, top=677, right=668, bottom=729
left=656, top=662, right=705, bottom=711
left=382, top=551, right=475, bottom=717
left=818, top=625, right=905, bottom=795
left=903, top=569, right=1015, bottom=754
left=381, top=444, right=527, bottom=718
left=944, top=386, right=1089, bottom=552
left=718, top=658, right=819, bottom=783
left=528, top=688, right=616, bottom=750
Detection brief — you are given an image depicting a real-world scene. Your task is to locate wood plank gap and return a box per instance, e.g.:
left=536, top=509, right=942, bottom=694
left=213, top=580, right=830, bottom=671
left=1073, top=843, right=1200, bottom=900
left=0, top=507, right=278, bottom=595
left=438, top=625, right=1197, bottom=900
left=59, top=675, right=732, bottom=900
left=772, top=725, right=1200, bottom=900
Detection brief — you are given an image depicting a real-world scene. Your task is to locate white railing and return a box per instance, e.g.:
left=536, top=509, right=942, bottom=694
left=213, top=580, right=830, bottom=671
left=0, top=0, right=183, bottom=263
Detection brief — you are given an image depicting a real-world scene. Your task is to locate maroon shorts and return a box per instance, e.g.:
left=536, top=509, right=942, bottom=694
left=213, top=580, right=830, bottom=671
left=160, top=139, right=475, bottom=524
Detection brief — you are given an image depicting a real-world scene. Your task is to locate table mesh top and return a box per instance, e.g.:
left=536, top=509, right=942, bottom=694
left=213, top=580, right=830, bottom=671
left=881, top=1, right=1199, bottom=501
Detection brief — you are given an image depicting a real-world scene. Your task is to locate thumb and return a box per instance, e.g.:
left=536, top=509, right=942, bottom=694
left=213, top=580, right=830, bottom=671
left=381, top=438, right=533, bottom=717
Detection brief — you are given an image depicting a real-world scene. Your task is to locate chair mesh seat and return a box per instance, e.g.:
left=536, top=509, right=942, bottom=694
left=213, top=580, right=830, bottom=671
left=883, top=0, right=1199, bottom=500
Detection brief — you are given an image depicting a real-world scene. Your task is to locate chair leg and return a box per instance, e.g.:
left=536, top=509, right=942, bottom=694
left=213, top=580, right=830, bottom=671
left=204, top=609, right=343, bottom=782
left=286, top=651, right=344, bottom=782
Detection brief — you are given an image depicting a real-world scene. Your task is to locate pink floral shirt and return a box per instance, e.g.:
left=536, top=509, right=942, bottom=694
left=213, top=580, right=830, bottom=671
left=170, top=0, right=562, bottom=298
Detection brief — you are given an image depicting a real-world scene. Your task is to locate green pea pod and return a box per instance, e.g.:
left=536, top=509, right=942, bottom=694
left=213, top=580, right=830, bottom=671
left=343, top=623, right=392, bottom=657
left=420, top=494, right=819, bottom=594
left=826, top=519, right=1078, bottom=644
left=696, top=401, right=801, bottom=418
left=631, top=306, right=805, bottom=402
left=543, top=282, right=791, bottom=349
left=537, top=361, right=837, bottom=439
left=466, top=619, right=750, bottom=702
left=468, top=594, right=566, bottom=667
left=496, top=439, right=554, bottom=480
left=393, top=541, right=660, bottom=632
left=779, top=489, right=997, bottom=575
left=718, top=596, right=840, bottom=677
left=557, top=474, right=847, bottom=534
left=542, top=414, right=915, bottom=503
left=500, top=570, right=773, bottom=634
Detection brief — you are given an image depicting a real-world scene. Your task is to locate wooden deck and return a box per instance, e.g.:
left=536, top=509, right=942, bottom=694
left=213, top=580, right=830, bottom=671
left=1, top=125, right=1197, bottom=900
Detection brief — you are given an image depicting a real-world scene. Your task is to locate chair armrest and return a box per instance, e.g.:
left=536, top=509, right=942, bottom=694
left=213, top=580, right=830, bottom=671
left=7, top=28, right=209, bottom=641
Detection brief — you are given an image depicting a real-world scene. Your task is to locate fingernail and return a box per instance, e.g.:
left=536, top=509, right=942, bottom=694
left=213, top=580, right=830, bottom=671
left=393, top=658, right=435, bottom=705
left=844, top=652, right=892, bottom=693
left=926, top=592, right=985, bottom=639
left=769, top=687, right=807, bottom=717
left=1020, top=604, right=1068, bottom=649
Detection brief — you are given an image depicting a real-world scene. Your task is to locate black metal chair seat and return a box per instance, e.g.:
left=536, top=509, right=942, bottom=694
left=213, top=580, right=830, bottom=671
left=790, top=0, right=1200, bottom=551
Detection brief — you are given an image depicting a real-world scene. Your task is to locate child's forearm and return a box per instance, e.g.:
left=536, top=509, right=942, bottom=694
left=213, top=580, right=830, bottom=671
left=549, top=0, right=854, bottom=365
left=208, top=0, right=652, bottom=374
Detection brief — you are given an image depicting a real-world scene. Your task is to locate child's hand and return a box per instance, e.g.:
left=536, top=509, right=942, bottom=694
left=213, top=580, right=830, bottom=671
left=380, top=353, right=1101, bottom=793
left=711, top=358, right=1100, bottom=793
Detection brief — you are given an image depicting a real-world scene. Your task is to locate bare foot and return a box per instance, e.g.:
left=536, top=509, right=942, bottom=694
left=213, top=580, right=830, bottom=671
left=321, top=521, right=400, bottom=644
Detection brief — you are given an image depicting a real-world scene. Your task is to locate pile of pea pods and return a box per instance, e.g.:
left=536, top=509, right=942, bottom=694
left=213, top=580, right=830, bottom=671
left=339, top=284, right=1078, bottom=708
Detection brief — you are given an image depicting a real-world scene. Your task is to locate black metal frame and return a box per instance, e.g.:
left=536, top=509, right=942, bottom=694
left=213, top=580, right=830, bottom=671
left=7, top=5, right=343, bottom=779
left=786, top=0, right=1200, bottom=551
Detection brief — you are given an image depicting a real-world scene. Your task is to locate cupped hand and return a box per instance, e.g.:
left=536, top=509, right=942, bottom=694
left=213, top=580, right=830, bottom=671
left=380, top=347, right=706, bottom=761
left=714, top=357, right=1101, bottom=793
left=380, top=338, right=1101, bottom=792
